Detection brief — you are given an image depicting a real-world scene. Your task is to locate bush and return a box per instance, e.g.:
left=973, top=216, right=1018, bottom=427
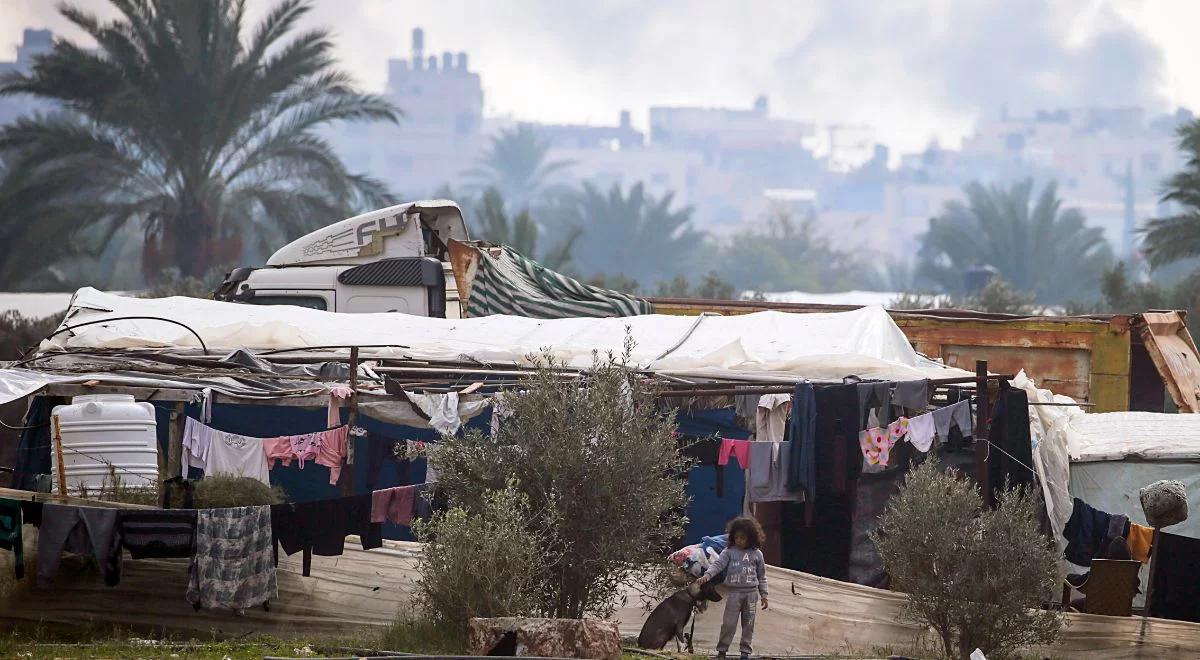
left=410, top=484, right=545, bottom=627
left=872, top=459, right=1062, bottom=660
left=431, top=341, right=691, bottom=619
left=0, top=310, right=63, bottom=361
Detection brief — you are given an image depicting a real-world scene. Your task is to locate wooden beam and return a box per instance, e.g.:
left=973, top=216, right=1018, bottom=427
left=341, top=347, right=360, bottom=496
left=51, top=415, right=67, bottom=496
left=165, top=402, right=185, bottom=483
left=975, top=360, right=992, bottom=508
left=0, top=486, right=155, bottom=509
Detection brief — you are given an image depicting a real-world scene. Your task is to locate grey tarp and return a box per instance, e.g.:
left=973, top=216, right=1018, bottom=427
left=465, top=245, right=653, bottom=318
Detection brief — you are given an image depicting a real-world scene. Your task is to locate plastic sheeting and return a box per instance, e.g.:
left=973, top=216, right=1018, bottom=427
left=1012, top=370, right=1086, bottom=559
left=43, top=288, right=969, bottom=382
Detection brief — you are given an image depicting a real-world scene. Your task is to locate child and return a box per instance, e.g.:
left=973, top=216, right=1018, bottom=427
left=697, top=516, right=768, bottom=659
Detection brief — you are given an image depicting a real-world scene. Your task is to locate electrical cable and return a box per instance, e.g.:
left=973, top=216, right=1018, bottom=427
left=41, top=316, right=211, bottom=355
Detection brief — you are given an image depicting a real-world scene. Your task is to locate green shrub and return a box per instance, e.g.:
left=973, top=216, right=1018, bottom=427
left=431, top=342, right=691, bottom=619
left=410, top=483, right=545, bottom=627
left=872, top=459, right=1062, bottom=659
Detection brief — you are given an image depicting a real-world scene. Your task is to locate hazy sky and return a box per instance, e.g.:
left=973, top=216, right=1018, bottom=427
left=2, top=0, right=1197, bottom=154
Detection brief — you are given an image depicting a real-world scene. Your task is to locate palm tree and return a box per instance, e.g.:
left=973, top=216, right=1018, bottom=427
left=474, top=187, right=579, bottom=270
left=917, top=179, right=1114, bottom=303
left=465, top=124, right=572, bottom=209
left=562, top=181, right=704, bottom=285
left=1143, top=118, right=1200, bottom=267
left=0, top=0, right=397, bottom=283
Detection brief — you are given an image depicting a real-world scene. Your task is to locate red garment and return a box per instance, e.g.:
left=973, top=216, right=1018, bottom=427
left=718, top=438, right=751, bottom=469
left=371, top=485, right=417, bottom=526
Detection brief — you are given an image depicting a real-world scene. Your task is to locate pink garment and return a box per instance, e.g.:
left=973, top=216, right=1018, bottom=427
left=316, top=425, right=349, bottom=485
left=717, top=438, right=751, bottom=469
left=328, top=386, right=353, bottom=427
left=262, top=437, right=295, bottom=468
left=371, top=485, right=417, bottom=525
left=288, top=432, right=321, bottom=468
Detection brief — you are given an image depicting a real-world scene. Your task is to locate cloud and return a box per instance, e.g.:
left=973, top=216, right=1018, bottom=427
left=0, top=0, right=1169, bottom=154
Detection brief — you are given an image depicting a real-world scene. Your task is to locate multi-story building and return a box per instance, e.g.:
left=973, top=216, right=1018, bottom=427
left=327, top=28, right=484, bottom=199
left=0, top=29, right=54, bottom=126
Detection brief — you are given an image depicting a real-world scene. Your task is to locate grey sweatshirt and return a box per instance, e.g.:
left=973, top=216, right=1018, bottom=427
left=703, top=546, right=768, bottom=597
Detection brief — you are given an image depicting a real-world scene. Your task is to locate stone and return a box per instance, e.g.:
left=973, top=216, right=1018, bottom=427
left=468, top=617, right=621, bottom=660
left=1140, top=479, right=1188, bottom=529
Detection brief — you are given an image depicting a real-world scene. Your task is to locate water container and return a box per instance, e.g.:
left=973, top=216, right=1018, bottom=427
left=51, top=394, right=158, bottom=495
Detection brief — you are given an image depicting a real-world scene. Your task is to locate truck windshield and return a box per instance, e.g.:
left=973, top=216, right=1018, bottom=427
left=245, top=295, right=327, bottom=311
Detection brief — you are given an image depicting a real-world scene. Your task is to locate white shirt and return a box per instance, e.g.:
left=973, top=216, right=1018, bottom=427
left=203, top=428, right=270, bottom=485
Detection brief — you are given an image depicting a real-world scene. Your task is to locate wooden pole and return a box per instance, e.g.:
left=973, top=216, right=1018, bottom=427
left=52, top=414, right=67, bottom=496
left=341, top=347, right=360, bottom=496
left=165, top=402, right=185, bottom=482
left=974, top=360, right=992, bottom=507
left=1142, top=527, right=1163, bottom=624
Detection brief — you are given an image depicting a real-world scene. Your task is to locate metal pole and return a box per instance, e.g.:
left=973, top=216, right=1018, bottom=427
left=975, top=360, right=992, bottom=507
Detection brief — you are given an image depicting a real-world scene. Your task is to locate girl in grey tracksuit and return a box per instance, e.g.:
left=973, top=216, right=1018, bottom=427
left=697, top=517, right=769, bottom=659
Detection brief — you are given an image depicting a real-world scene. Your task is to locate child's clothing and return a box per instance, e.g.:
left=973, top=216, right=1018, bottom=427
left=702, top=546, right=768, bottom=656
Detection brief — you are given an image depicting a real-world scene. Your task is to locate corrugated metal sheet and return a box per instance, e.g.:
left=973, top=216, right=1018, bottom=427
left=1139, top=311, right=1200, bottom=413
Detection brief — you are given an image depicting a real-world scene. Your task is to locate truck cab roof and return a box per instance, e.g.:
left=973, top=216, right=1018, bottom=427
left=266, top=199, right=469, bottom=267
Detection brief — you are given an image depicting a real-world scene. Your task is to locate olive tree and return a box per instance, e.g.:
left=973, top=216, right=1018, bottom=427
left=430, top=341, right=691, bottom=619
left=872, top=459, right=1062, bottom=659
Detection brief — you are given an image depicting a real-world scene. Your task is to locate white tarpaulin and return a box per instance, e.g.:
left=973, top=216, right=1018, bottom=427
left=42, top=288, right=968, bottom=382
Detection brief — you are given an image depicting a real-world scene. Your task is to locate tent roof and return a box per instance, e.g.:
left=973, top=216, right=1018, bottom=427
left=1064, top=411, right=1200, bottom=462
left=43, top=288, right=969, bottom=383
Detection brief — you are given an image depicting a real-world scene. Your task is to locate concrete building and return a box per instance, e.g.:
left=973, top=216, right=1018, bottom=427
left=328, top=28, right=484, bottom=199
left=0, top=29, right=54, bottom=126
left=648, top=96, right=821, bottom=229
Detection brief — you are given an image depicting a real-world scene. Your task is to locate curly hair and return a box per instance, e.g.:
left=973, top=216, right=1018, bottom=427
left=726, top=516, right=765, bottom=549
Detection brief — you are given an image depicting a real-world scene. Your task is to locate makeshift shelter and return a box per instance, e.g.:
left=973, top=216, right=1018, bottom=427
left=1, top=289, right=1154, bottom=651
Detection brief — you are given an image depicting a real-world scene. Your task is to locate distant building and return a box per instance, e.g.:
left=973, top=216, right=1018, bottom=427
left=0, top=29, right=55, bottom=126
left=327, top=28, right=484, bottom=199
left=648, top=96, right=821, bottom=229
left=532, top=110, right=643, bottom=150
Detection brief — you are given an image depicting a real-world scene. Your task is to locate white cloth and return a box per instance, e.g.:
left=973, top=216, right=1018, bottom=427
left=181, top=417, right=211, bottom=477
left=906, top=411, right=936, bottom=452
left=204, top=429, right=271, bottom=486
left=404, top=391, right=463, bottom=437
left=754, top=394, right=792, bottom=443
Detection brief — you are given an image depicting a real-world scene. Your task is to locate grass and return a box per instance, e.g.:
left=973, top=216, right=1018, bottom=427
left=0, top=626, right=320, bottom=659
left=375, top=613, right=470, bottom=655
left=0, top=614, right=469, bottom=659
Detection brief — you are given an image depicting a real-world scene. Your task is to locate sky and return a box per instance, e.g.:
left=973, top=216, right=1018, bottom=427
left=1, top=0, right=1198, bottom=155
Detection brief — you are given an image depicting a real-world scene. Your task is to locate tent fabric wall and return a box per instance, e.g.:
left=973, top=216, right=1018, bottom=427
left=20, top=396, right=744, bottom=545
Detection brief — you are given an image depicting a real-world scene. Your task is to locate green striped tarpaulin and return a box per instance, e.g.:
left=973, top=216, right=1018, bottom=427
left=465, top=245, right=654, bottom=318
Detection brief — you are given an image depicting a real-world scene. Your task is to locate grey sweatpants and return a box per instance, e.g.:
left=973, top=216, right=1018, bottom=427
left=716, top=589, right=758, bottom=655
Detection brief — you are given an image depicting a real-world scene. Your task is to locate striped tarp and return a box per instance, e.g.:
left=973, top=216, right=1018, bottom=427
left=465, top=246, right=654, bottom=318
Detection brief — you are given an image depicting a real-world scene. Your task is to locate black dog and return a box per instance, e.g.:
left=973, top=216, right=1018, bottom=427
left=638, top=581, right=723, bottom=651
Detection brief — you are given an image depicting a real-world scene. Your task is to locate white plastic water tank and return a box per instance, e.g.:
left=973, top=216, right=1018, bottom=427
left=51, top=394, right=158, bottom=494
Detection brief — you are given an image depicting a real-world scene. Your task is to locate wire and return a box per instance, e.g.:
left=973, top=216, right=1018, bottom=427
left=0, top=418, right=49, bottom=431
left=41, top=316, right=211, bottom=355
left=985, top=438, right=1038, bottom=477
left=54, top=443, right=160, bottom=486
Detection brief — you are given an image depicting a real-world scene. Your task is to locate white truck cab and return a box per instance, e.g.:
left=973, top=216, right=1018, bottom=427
left=215, top=200, right=469, bottom=317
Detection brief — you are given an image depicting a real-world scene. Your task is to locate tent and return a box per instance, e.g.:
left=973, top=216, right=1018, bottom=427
left=38, top=288, right=968, bottom=384
left=1064, top=412, right=1200, bottom=541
